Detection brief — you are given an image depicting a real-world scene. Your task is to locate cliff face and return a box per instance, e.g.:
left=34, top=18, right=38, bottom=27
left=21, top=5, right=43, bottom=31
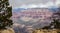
left=0, top=28, right=15, bottom=33
left=32, top=29, right=59, bottom=33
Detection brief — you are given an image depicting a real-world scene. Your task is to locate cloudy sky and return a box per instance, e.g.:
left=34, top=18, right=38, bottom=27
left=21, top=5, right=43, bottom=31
left=9, top=0, right=60, bottom=8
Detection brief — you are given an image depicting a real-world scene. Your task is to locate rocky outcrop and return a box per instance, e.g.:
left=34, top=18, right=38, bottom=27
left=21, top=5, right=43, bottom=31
left=0, top=28, right=15, bottom=33
left=32, top=29, right=60, bottom=33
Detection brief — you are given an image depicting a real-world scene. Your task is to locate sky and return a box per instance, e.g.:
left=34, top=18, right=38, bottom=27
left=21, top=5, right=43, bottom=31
left=9, top=0, right=60, bottom=9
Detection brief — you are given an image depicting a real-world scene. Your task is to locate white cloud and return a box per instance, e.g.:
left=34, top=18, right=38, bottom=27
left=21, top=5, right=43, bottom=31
left=20, top=4, right=38, bottom=8
left=56, top=0, right=60, bottom=6
left=19, top=3, right=54, bottom=8
left=9, top=0, right=60, bottom=8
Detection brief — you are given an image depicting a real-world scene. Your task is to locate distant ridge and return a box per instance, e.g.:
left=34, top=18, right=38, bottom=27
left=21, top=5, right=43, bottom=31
left=12, top=7, right=58, bottom=13
left=12, top=8, right=26, bottom=12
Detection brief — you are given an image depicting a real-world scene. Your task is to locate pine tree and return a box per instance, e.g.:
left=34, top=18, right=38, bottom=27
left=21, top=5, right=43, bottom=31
left=50, top=6, right=60, bottom=29
left=50, top=19, right=60, bottom=29
left=0, top=0, right=13, bottom=29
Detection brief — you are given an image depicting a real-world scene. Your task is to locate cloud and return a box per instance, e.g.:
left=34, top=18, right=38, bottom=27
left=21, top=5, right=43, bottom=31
left=9, top=0, right=60, bottom=8
left=19, top=4, right=54, bottom=9
left=20, top=4, right=38, bottom=8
